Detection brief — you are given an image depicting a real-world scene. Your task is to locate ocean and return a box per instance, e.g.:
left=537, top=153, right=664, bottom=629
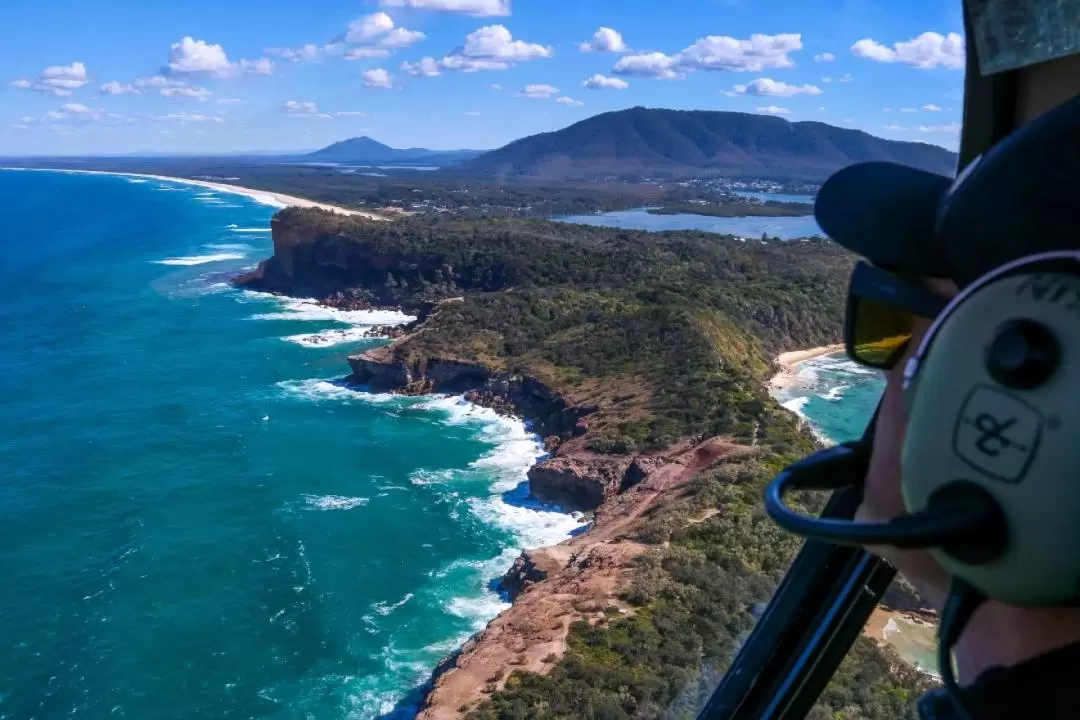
left=773, top=353, right=886, bottom=445
left=0, top=169, right=883, bottom=719
left=0, top=169, right=583, bottom=719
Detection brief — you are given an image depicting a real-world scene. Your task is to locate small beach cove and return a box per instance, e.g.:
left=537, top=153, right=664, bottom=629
left=769, top=345, right=940, bottom=677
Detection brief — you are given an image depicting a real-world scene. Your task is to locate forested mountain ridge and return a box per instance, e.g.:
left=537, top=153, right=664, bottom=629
left=237, top=208, right=933, bottom=718
left=307, top=136, right=482, bottom=165
left=462, top=106, right=957, bottom=181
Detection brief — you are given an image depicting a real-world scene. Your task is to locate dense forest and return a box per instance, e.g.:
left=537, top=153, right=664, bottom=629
left=648, top=201, right=814, bottom=218
left=241, top=208, right=930, bottom=717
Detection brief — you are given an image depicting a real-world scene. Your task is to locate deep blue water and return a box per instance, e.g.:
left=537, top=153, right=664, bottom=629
left=0, top=169, right=582, bottom=719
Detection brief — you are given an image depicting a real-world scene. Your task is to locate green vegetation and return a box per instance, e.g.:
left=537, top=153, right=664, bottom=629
left=648, top=201, right=814, bottom=218
left=264, top=208, right=851, bottom=451
left=243, top=207, right=930, bottom=717
left=469, top=454, right=932, bottom=719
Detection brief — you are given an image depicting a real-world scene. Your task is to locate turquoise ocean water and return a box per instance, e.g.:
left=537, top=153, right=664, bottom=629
left=0, top=169, right=584, bottom=719
left=774, top=353, right=886, bottom=445
left=0, top=170, right=881, bottom=718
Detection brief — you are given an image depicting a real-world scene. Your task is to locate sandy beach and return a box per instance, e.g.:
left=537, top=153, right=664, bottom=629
left=0, top=167, right=386, bottom=220
left=769, top=343, right=845, bottom=391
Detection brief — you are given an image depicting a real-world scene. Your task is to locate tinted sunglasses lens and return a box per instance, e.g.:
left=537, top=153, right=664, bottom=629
left=851, top=296, right=913, bottom=367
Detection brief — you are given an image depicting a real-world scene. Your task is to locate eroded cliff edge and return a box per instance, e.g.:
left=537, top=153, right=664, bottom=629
left=236, top=207, right=933, bottom=719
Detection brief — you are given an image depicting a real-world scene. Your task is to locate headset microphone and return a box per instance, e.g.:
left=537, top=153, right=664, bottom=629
left=764, top=94, right=1080, bottom=719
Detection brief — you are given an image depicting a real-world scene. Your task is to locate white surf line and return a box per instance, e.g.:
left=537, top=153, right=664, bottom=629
left=0, top=167, right=385, bottom=220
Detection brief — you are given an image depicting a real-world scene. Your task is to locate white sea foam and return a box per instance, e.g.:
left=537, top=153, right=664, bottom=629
left=205, top=243, right=252, bottom=252
left=277, top=378, right=359, bottom=403
left=821, top=384, right=849, bottom=401
left=126, top=178, right=148, bottom=184
left=303, top=494, right=369, bottom=511
left=372, top=592, right=414, bottom=616
left=249, top=295, right=415, bottom=326
left=230, top=227, right=272, bottom=233
left=282, top=327, right=382, bottom=348
left=781, top=396, right=810, bottom=418
left=153, top=252, right=246, bottom=266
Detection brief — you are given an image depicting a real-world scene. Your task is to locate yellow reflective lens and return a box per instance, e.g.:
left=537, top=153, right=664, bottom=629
left=853, top=296, right=913, bottom=368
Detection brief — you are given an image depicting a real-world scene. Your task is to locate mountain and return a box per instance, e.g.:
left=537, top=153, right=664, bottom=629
left=461, top=107, right=958, bottom=181
left=307, top=136, right=483, bottom=166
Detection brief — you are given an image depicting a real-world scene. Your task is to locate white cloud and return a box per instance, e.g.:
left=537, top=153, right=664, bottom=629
left=817, top=106, right=826, bottom=111
left=821, top=73, right=853, bottom=83
left=678, top=33, right=802, bottom=72
left=60, top=103, right=96, bottom=116
left=885, top=124, right=907, bottom=130
left=580, top=27, right=628, bottom=53
left=756, top=105, right=790, bottom=115
left=582, top=73, right=628, bottom=90
left=283, top=100, right=321, bottom=115
left=612, top=52, right=679, bottom=79
left=437, top=25, right=551, bottom=72
left=238, top=57, right=274, bottom=75
left=380, top=0, right=510, bottom=16
left=134, top=75, right=188, bottom=89
left=917, top=122, right=962, bottom=133
left=381, top=28, right=427, bottom=48
left=161, top=85, right=212, bottom=99
left=363, top=68, right=394, bottom=88
left=814, top=52, right=835, bottom=62
left=883, top=107, right=892, bottom=112
left=488, top=83, right=503, bottom=90
left=344, top=48, right=392, bottom=59
left=614, top=33, right=803, bottom=80
left=269, top=43, right=321, bottom=62
left=334, top=111, right=368, bottom=117
left=518, top=83, right=559, bottom=99
left=11, top=61, right=90, bottom=96
left=556, top=96, right=584, bottom=107
left=218, top=98, right=245, bottom=104
left=346, top=12, right=395, bottom=43
left=402, top=57, right=442, bottom=76
left=159, top=112, right=225, bottom=124
left=900, top=107, right=918, bottom=112
left=851, top=32, right=964, bottom=69
left=732, top=78, right=822, bottom=97
left=922, top=103, right=943, bottom=111
left=101, top=81, right=143, bottom=96
left=167, top=37, right=232, bottom=75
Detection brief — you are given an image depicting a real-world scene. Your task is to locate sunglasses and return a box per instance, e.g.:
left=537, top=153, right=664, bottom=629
left=845, top=261, right=949, bottom=369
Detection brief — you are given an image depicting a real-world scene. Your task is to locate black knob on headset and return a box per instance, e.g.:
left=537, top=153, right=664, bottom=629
left=985, top=319, right=1060, bottom=389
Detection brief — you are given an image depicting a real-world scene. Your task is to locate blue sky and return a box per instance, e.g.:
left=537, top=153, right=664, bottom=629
left=1, top=0, right=966, bottom=156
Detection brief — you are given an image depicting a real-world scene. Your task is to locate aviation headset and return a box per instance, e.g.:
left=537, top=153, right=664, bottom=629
left=763, top=88, right=1080, bottom=719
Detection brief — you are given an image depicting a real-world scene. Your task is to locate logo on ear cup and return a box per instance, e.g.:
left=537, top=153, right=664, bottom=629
left=952, top=384, right=1045, bottom=483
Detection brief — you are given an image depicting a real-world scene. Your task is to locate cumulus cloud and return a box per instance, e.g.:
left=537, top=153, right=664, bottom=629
left=381, top=0, right=510, bottom=16
left=268, top=44, right=321, bottom=62
left=437, top=25, right=552, bottom=72
left=402, top=57, right=442, bottom=76
left=134, top=75, right=188, bottom=90
left=556, top=96, right=584, bottom=107
left=580, top=27, right=628, bottom=53
left=282, top=100, right=331, bottom=118
left=161, top=86, right=212, bottom=99
left=488, top=83, right=503, bottom=90
left=381, top=28, right=427, bottom=48
left=814, top=52, right=835, bottom=62
left=101, top=81, right=143, bottom=96
left=885, top=124, right=907, bottom=130
left=614, top=33, right=803, bottom=80
left=158, top=112, right=225, bottom=124
left=344, top=48, right=392, bottom=59
left=582, top=74, right=629, bottom=90
left=756, top=105, right=790, bottom=115
left=334, top=111, right=368, bottom=117
left=363, top=68, right=394, bottom=88
left=217, top=98, right=245, bottom=104
left=851, top=32, right=964, bottom=69
left=922, top=103, right=943, bottom=111
left=518, top=83, right=559, bottom=99
left=612, top=52, right=679, bottom=79
left=165, top=36, right=274, bottom=78
left=346, top=13, right=395, bottom=42
left=11, top=61, right=90, bottom=96
left=821, top=73, right=853, bottom=83
left=732, top=78, right=822, bottom=97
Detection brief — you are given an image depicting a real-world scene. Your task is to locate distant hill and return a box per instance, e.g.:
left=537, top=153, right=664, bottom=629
left=307, top=137, right=482, bottom=166
left=461, top=107, right=957, bottom=181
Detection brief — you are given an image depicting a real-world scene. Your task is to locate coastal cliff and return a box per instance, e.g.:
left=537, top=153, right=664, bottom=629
left=237, top=207, right=932, bottom=719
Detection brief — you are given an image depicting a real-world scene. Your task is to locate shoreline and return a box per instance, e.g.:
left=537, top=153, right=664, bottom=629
left=769, top=343, right=845, bottom=392
left=0, top=166, right=386, bottom=220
